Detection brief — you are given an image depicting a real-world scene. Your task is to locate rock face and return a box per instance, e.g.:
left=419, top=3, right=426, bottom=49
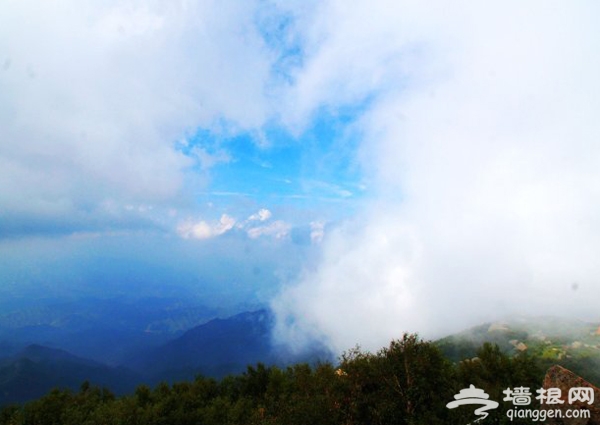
left=542, top=365, right=600, bottom=425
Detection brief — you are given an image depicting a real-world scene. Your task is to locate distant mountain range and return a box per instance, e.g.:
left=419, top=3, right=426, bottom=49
left=0, top=345, right=140, bottom=405
left=0, top=308, right=332, bottom=406
left=2, top=305, right=600, bottom=407
left=127, top=309, right=332, bottom=383
left=0, top=296, right=219, bottom=365
left=127, top=309, right=276, bottom=381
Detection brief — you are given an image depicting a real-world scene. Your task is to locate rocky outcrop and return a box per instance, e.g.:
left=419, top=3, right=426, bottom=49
left=542, top=365, right=600, bottom=425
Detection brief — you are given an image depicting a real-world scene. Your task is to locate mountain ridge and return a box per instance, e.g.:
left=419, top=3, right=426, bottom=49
left=0, top=344, right=141, bottom=405
left=126, top=309, right=333, bottom=382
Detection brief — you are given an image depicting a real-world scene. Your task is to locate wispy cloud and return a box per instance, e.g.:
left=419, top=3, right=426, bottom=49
left=247, top=220, right=291, bottom=240
left=189, top=147, right=232, bottom=171
left=176, top=208, right=296, bottom=242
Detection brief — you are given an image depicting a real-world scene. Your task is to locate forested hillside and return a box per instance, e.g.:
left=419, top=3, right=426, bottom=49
left=0, top=334, right=569, bottom=425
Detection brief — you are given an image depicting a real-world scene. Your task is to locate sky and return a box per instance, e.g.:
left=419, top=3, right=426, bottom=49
left=1, top=1, right=600, bottom=354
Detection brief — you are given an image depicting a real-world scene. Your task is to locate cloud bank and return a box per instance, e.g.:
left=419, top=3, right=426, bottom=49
left=272, top=1, right=600, bottom=354
left=3, top=0, right=600, bottom=354
left=0, top=0, right=274, bottom=237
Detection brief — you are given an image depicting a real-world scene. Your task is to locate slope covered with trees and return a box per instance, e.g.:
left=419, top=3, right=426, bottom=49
left=0, top=334, right=558, bottom=425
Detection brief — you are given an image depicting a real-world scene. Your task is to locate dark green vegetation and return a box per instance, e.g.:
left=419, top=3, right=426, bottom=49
left=0, top=334, right=553, bottom=425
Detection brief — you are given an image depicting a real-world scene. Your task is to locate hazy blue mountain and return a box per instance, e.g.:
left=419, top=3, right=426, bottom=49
left=127, top=309, right=275, bottom=381
left=0, top=305, right=332, bottom=400
left=128, top=309, right=333, bottom=382
left=0, top=296, right=218, bottom=365
left=0, top=345, right=140, bottom=406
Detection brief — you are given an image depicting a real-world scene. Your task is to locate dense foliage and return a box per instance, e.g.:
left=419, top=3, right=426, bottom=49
left=0, top=334, right=549, bottom=425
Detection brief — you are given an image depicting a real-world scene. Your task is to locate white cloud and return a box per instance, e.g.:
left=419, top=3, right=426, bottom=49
left=273, top=1, right=600, bottom=354
left=248, top=209, right=273, bottom=222
left=190, top=147, right=232, bottom=171
left=177, top=214, right=236, bottom=240
left=6, top=0, right=600, bottom=354
left=177, top=209, right=291, bottom=241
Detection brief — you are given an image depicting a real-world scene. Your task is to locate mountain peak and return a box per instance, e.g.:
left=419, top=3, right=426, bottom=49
left=17, top=344, right=99, bottom=367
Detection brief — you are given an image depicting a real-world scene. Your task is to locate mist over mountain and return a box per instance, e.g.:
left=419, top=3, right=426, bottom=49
left=437, top=316, right=600, bottom=386
left=1, top=2, right=599, bottom=422
left=2, top=298, right=600, bottom=409
left=127, top=309, right=332, bottom=383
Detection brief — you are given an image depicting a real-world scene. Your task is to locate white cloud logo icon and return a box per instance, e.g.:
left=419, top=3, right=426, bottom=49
left=447, top=385, right=499, bottom=423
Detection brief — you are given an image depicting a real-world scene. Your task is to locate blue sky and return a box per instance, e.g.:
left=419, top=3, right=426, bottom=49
left=1, top=1, right=600, bottom=352
left=180, top=107, right=366, bottom=216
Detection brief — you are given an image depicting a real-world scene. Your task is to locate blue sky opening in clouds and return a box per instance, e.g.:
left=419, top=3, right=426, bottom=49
left=2, top=0, right=600, bottom=356
left=175, top=103, right=369, bottom=227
